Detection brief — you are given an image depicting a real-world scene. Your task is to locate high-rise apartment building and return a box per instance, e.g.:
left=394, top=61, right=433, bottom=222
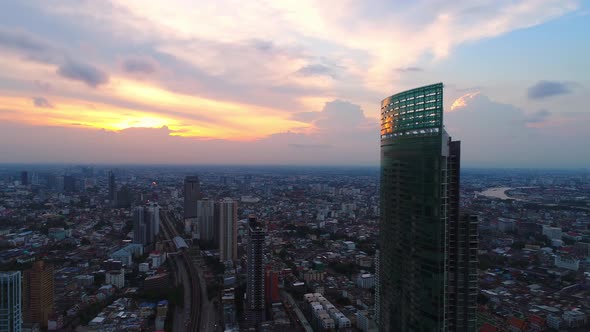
left=217, top=198, right=238, bottom=262
left=23, top=261, right=54, bottom=328
left=246, top=216, right=266, bottom=328
left=133, top=203, right=160, bottom=247
left=183, top=176, right=201, bottom=220
left=197, top=199, right=216, bottom=244
left=0, top=271, right=22, bottom=332
left=378, top=83, right=477, bottom=331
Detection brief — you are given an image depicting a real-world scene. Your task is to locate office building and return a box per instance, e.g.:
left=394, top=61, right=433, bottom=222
left=23, top=261, right=54, bottom=328
left=378, top=83, right=477, bottom=331
left=0, top=271, right=22, bottom=332
left=108, top=170, right=116, bottom=202
left=21, top=171, right=28, bottom=186
left=183, top=176, right=201, bottom=220
left=197, top=199, right=216, bottom=244
left=246, top=216, right=266, bottom=328
left=218, top=198, right=238, bottom=262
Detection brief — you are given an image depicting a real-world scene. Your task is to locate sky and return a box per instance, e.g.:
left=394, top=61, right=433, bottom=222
left=0, top=1, right=588, bottom=167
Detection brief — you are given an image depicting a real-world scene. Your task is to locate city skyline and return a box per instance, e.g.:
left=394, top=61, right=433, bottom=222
left=0, top=1, right=589, bottom=167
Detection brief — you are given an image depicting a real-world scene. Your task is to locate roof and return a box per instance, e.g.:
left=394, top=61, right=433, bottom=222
left=479, top=323, right=498, bottom=332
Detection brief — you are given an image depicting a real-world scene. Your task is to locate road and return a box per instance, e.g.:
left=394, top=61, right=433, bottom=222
left=160, top=210, right=201, bottom=332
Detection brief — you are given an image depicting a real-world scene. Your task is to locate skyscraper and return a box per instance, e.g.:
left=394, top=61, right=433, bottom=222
left=378, top=83, right=477, bottom=331
left=133, top=204, right=160, bottom=247
left=0, top=271, right=22, bottom=332
left=246, top=216, right=265, bottom=328
left=217, top=198, right=238, bottom=262
left=23, top=261, right=54, bottom=328
left=197, top=199, right=216, bottom=244
left=20, top=171, right=28, bottom=186
left=108, top=170, right=116, bottom=202
left=133, top=206, right=147, bottom=245
left=183, top=176, right=200, bottom=220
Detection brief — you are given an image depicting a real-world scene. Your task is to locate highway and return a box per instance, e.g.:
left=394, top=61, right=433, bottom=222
left=160, top=210, right=202, bottom=332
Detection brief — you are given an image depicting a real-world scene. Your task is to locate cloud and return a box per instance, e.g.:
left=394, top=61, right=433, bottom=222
left=0, top=27, right=61, bottom=63
left=32, top=0, right=579, bottom=102
left=0, top=121, right=376, bottom=165
left=527, top=80, right=575, bottom=99
left=296, top=64, right=336, bottom=78
left=288, top=143, right=332, bottom=149
left=525, top=109, right=551, bottom=124
left=122, top=56, right=157, bottom=74
left=32, top=97, right=53, bottom=108
left=445, top=93, right=589, bottom=168
left=57, top=60, right=109, bottom=87
left=450, top=92, right=480, bottom=111
left=293, top=100, right=375, bottom=132
left=32, top=80, right=52, bottom=91
left=395, top=67, right=423, bottom=72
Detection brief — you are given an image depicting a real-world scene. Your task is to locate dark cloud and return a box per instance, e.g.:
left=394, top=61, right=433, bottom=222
left=32, top=97, right=53, bottom=108
left=122, top=56, right=157, bottom=74
left=296, top=64, right=336, bottom=78
left=0, top=28, right=53, bottom=53
left=0, top=28, right=61, bottom=63
left=527, top=81, right=574, bottom=99
left=57, top=60, right=109, bottom=87
left=525, top=109, right=551, bottom=124
left=395, top=66, right=423, bottom=72
left=251, top=40, right=274, bottom=52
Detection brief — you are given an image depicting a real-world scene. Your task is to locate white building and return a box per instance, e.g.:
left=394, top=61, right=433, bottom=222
left=138, top=263, right=150, bottom=273
left=554, top=256, right=580, bottom=271
left=343, top=241, right=356, bottom=250
left=563, top=310, right=586, bottom=328
left=150, top=252, right=165, bottom=268
left=356, top=273, right=375, bottom=289
left=542, top=226, right=562, bottom=240
left=105, top=270, right=125, bottom=289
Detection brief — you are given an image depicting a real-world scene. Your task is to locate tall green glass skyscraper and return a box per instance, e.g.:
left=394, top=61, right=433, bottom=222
left=377, top=83, right=477, bottom=332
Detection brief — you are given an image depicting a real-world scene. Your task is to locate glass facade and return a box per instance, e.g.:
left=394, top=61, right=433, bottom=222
left=379, top=83, right=446, bottom=331
left=378, top=83, right=477, bottom=332
left=0, top=271, right=22, bottom=332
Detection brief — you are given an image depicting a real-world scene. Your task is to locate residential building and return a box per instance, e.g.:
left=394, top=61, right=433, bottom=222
left=218, top=198, right=238, bottom=261
left=246, top=216, right=266, bottom=328
left=183, top=176, right=200, bottom=220
left=23, top=261, right=54, bottom=328
left=197, top=199, right=216, bottom=244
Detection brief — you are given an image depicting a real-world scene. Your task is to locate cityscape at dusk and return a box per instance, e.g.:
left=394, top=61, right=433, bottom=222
left=1, top=1, right=590, bottom=332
